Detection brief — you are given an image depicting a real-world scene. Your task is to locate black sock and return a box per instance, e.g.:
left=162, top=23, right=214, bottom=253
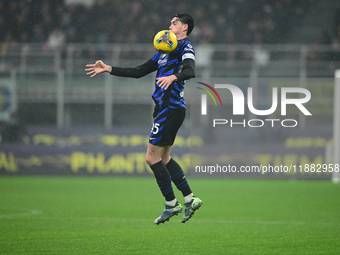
left=150, top=160, right=175, bottom=201
left=166, top=158, right=192, bottom=197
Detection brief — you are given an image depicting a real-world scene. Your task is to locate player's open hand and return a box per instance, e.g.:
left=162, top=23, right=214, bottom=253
left=85, top=60, right=111, bottom=77
left=156, top=75, right=177, bottom=90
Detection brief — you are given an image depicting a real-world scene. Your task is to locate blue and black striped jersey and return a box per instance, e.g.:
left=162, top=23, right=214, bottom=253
left=151, top=38, right=195, bottom=109
left=109, top=38, right=195, bottom=110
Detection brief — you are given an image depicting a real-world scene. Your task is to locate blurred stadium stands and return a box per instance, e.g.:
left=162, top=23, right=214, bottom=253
left=0, top=0, right=339, bottom=128
left=0, top=0, right=319, bottom=44
left=1, top=0, right=339, bottom=44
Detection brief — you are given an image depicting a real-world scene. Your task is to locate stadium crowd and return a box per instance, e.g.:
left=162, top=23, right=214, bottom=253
left=1, top=0, right=315, bottom=45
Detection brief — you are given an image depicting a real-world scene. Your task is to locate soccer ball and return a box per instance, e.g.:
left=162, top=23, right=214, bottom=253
left=153, top=30, right=178, bottom=54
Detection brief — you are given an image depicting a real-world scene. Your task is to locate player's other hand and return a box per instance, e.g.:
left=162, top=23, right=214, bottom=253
left=85, top=60, right=111, bottom=77
left=156, top=75, right=177, bottom=90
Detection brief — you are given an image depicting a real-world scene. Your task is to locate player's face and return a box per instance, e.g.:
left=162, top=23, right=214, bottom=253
left=169, top=17, right=187, bottom=38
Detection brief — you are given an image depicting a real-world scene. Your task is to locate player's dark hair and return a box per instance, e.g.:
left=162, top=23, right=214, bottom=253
left=172, top=13, right=194, bottom=36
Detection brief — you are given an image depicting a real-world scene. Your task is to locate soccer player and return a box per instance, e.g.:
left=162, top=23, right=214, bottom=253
left=85, top=13, right=202, bottom=224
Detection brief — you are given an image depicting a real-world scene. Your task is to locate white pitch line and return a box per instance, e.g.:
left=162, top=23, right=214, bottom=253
left=0, top=209, right=42, bottom=219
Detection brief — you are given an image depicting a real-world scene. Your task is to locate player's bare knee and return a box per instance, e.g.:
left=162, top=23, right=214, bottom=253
left=161, top=155, right=171, bottom=165
left=145, top=154, right=159, bottom=166
left=145, top=155, right=152, bottom=166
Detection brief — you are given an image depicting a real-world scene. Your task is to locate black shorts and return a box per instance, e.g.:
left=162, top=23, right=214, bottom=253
left=149, top=106, right=186, bottom=146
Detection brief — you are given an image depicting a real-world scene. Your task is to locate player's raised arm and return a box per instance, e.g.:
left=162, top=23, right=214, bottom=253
left=85, top=60, right=112, bottom=77
left=86, top=59, right=158, bottom=79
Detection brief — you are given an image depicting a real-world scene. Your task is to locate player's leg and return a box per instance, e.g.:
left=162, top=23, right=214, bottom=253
left=161, top=147, right=193, bottom=203
left=149, top=106, right=202, bottom=223
left=146, top=143, right=182, bottom=224
left=146, top=143, right=177, bottom=205
left=147, top=106, right=179, bottom=205
left=160, top=147, right=203, bottom=223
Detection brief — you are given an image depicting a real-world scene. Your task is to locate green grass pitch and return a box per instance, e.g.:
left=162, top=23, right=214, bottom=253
left=0, top=177, right=339, bottom=254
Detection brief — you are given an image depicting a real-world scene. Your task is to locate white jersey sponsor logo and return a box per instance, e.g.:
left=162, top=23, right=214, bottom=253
left=158, top=54, right=168, bottom=66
